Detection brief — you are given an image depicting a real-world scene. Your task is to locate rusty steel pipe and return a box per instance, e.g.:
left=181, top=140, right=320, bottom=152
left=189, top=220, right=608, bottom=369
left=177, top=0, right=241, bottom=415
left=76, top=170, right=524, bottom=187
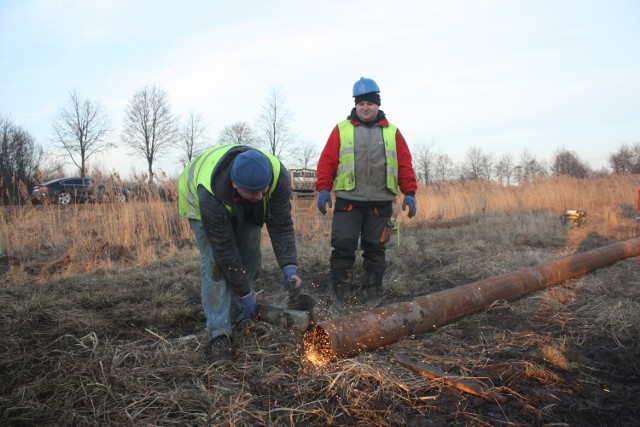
left=305, top=236, right=640, bottom=360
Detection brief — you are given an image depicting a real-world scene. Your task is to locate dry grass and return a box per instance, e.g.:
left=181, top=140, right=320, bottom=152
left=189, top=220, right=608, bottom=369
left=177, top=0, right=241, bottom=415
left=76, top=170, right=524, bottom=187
left=1, top=174, right=639, bottom=426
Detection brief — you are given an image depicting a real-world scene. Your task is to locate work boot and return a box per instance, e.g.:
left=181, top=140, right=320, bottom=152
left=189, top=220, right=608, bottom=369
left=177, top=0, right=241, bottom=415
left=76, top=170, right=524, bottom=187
left=210, top=335, right=233, bottom=365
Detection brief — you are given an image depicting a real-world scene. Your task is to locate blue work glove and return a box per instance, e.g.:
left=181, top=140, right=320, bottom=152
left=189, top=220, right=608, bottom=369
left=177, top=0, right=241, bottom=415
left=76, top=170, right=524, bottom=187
left=240, top=291, right=258, bottom=320
left=402, top=194, right=416, bottom=218
left=317, top=190, right=332, bottom=215
left=283, top=265, right=303, bottom=291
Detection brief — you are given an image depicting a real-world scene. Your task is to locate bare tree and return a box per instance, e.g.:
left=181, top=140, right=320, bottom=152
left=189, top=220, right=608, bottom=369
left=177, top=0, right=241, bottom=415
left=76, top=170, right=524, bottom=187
left=608, top=143, right=640, bottom=173
left=462, top=146, right=490, bottom=181
left=433, top=152, right=456, bottom=183
left=480, top=152, right=494, bottom=182
left=495, top=152, right=515, bottom=185
left=122, top=85, right=177, bottom=183
left=291, top=140, right=319, bottom=169
left=414, top=141, right=435, bottom=184
left=257, top=86, right=294, bottom=159
left=0, top=114, right=43, bottom=204
left=217, top=121, right=258, bottom=147
left=550, top=148, right=590, bottom=178
left=179, top=111, right=207, bottom=164
left=631, top=144, right=640, bottom=173
left=628, top=145, right=640, bottom=174
left=516, top=150, right=547, bottom=183
left=608, top=144, right=634, bottom=173
left=51, top=90, right=111, bottom=177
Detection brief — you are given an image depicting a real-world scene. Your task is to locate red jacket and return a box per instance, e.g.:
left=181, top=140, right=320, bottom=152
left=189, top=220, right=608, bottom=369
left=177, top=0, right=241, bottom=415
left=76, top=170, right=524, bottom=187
left=315, top=115, right=417, bottom=196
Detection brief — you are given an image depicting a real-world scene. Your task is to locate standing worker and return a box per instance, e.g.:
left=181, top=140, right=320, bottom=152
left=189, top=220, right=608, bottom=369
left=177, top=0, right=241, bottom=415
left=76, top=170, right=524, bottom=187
left=178, top=144, right=304, bottom=362
left=315, top=77, right=418, bottom=305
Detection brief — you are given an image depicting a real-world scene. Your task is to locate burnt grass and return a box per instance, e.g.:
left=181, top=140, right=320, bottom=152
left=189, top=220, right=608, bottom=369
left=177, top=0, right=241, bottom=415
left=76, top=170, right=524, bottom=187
left=1, top=210, right=639, bottom=426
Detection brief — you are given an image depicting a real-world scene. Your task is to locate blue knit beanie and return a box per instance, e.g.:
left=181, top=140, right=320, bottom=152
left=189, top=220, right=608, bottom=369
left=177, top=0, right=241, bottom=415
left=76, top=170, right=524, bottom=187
left=230, top=150, right=273, bottom=191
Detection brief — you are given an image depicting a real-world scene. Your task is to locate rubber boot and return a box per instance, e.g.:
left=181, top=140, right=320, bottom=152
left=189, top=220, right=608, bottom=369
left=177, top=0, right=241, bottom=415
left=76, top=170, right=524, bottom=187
left=332, top=268, right=354, bottom=304
left=362, top=270, right=383, bottom=306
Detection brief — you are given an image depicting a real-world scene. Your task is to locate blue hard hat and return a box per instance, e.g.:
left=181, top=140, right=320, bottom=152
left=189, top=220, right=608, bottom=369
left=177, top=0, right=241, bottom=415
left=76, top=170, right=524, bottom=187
left=352, top=77, right=380, bottom=97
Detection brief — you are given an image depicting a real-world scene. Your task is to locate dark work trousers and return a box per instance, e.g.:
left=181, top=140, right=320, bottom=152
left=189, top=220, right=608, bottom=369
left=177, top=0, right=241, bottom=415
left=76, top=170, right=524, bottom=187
left=330, top=198, right=393, bottom=278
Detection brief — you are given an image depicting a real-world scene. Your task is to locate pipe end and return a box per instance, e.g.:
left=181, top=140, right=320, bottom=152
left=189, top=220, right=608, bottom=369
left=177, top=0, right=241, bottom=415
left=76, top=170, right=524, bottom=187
left=303, top=325, right=336, bottom=367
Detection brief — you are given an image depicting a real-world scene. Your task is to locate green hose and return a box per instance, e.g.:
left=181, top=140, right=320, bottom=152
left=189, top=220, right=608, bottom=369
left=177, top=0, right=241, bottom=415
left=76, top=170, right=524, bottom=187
left=393, top=221, right=401, bottom=248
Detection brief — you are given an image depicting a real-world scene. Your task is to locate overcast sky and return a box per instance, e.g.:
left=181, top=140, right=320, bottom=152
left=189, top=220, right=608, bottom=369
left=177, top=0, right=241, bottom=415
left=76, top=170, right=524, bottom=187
left=1, top=0, right=639, bottom=178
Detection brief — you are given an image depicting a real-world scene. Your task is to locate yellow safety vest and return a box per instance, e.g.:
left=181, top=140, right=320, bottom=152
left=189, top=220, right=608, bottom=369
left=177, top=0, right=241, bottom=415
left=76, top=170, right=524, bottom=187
left=334, top=120, right=399, bottom=193
left=178, top=144, right=280, bottom=220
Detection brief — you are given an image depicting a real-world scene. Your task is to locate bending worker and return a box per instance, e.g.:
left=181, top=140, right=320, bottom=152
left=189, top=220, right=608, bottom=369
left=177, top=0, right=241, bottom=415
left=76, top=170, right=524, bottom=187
left=315, top=77, right=418, bottom=305
left=178, top=144, right=303, bottom=362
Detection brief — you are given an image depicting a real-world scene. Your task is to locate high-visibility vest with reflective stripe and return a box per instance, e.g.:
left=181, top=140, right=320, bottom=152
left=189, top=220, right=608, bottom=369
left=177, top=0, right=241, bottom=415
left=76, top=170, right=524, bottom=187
left=334, top=120, right=399, bottom=193
left=178, top=144, right=280, bottom=220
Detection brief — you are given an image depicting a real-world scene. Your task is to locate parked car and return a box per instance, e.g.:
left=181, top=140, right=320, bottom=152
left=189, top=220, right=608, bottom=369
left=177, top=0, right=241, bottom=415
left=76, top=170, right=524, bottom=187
left=31, top=177, right=130, bottom=205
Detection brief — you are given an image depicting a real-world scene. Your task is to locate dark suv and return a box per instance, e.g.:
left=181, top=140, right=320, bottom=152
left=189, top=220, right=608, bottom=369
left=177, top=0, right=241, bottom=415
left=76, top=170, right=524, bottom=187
left=31, top=177, right=130, bottom=205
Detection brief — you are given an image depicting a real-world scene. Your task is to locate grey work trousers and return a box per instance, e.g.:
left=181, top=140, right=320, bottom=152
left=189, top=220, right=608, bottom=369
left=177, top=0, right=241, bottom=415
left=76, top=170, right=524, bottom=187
left=329, top=198, right=393, bottom=277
